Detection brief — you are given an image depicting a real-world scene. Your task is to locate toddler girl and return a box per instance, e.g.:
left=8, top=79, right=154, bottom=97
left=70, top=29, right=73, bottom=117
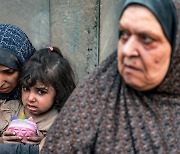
left=0, top=47, right=75, bottom=150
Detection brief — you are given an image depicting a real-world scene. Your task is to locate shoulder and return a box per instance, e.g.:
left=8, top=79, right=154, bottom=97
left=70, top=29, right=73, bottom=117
left=1, top=100, right=22, bottom=111
left=0, top=100, right=22, bottom=132
left=36, top=109, right=58, bottom=131
left=91, top=50, right=118, bottom=79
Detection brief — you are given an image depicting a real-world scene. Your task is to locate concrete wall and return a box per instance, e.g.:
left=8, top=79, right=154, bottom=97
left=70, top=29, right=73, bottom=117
left=0, top=0, right=50, bottom=50
left=0, top=0, right=124, bottom=82
left=50, top=0, right=99, bottom=81
left=100, top=0, right=124, bottom=62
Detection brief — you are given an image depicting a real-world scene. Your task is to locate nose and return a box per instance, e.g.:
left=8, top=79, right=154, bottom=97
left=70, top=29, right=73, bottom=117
left=0, top=81, right=5, bottom=88
left=0, top=74, right=5, bottom=88
left=28, top=92, right=36, bottom=102
left=121, top=36, right=139, bottom=57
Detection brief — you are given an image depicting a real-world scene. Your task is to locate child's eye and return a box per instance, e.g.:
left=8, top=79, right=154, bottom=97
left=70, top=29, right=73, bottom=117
left=37, top=89, right=47, bottom=95
left=22, top=86, right=30, bottom=92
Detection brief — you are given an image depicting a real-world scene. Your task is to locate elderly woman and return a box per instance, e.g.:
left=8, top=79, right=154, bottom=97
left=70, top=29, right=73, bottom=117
left=0, top=24, right=35, bottom=101
left=42, top=0, right=179, bottom=153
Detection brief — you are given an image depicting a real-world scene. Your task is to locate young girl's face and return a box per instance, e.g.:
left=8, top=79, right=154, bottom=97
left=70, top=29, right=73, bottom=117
left=22, top=80, right=56, bottom=117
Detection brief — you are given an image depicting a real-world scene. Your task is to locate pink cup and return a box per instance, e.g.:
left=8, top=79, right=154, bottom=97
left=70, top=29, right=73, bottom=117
left=7, top=117, right=38, bottom=140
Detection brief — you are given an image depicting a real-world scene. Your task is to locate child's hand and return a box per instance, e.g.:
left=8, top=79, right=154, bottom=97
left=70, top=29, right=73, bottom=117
left=21, top=130, right=44, bottom=145
left=2, top=130, right=22, bottom=143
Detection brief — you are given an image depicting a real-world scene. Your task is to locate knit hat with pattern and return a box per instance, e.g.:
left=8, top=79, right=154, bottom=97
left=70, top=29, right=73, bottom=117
left=0, top=24, right=36, bottom=70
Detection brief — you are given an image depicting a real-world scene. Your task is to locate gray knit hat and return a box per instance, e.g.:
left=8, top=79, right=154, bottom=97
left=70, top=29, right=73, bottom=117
left=0, top=24, right=36, bottom=70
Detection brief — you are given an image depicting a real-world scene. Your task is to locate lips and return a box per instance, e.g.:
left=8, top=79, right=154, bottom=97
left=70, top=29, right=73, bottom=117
left=123, top=58, right=140, bottom=71
left=124, top=64, right=140, bottom=71
left=0, top=87, right=10, bottom=93
left=27, top=104, right=38, bottom=112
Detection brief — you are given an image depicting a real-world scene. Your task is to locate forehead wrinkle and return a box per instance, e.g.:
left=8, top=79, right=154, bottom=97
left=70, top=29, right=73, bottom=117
left=119, top=6, right=164, bottom=38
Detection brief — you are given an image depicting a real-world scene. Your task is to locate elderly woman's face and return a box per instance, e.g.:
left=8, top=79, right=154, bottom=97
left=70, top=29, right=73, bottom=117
left=117, top=5, right=171, bottom=91
left=0, top=64, right=20, bottom=93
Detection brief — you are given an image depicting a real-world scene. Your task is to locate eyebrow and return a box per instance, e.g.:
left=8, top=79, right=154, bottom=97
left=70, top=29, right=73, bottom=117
left=36, top=86, right=48, bottom=89
left=118, top=22, right=160, bottom=40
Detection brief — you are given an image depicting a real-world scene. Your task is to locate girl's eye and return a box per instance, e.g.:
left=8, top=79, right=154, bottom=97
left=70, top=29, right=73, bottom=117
left=37, top=89, right=47, bottom=95
left=119, top=30, right=129, bottom=40
left=22, top=86, right=30, bottom=92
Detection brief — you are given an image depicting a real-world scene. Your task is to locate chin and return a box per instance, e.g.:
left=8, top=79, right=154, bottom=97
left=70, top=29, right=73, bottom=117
left=124, top=78, right=146, bottom=91
left=127, top=82, right=157, bottom=91
left=123, top=74, right=162, bottom=91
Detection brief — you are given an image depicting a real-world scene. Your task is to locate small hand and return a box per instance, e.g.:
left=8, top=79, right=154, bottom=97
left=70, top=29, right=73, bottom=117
left=21, top=131, right=44, bottom=145
left=2, top=130, right=22, bottom=144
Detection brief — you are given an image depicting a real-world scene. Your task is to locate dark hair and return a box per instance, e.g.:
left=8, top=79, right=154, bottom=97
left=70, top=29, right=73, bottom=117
left=19, top=47, right=76, bottom=111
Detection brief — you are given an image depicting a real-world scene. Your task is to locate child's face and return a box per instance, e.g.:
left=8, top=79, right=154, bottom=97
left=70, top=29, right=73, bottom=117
left=22, top=80, right=56, bottom=117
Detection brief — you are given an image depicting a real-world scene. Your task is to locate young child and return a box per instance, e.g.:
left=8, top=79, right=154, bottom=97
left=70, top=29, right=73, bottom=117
left=0, top=47, right=76, bottom=149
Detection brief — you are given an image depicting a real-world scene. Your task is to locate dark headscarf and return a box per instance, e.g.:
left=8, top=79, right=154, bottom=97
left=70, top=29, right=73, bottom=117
left=0, top=24, right=36, bottom=70
left=0, top=24, right=36, bottom=101
left=42, top=0, right=180, bottom=153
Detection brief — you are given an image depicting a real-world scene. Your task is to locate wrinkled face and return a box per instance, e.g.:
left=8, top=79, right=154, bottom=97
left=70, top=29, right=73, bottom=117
left=117, top=5, right=171, bottom=91
left=22, top=81, right=56, bottom=118
left=0, top=64, right=20, bottom=93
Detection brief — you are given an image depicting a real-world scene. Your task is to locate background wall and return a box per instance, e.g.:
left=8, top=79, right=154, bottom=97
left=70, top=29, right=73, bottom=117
left=0, top=0, right=123, bottom=82
left=0, top=0, right=50, bottom=49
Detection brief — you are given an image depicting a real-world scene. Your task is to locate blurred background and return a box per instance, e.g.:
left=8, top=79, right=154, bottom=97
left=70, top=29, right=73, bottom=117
left=0, top=0, right=124, bottom=82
